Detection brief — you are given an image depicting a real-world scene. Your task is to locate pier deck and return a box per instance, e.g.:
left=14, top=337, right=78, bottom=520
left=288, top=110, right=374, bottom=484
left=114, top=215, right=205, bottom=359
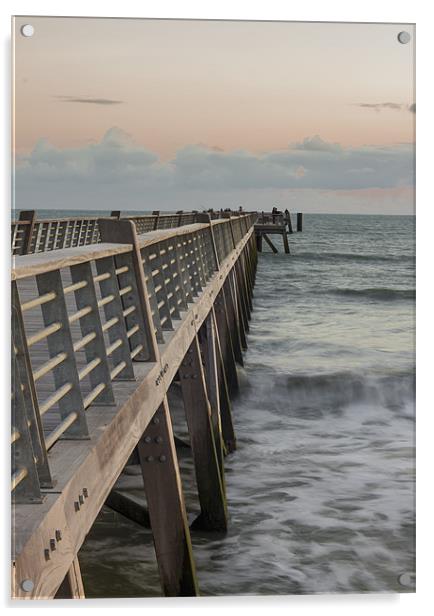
left=12, top=212, right=257, bottom=598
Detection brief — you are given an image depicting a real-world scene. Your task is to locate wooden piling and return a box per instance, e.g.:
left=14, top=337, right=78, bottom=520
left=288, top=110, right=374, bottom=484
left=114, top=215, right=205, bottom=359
left=297, top=212, right=303, bottom=232
left=179, top=336, right=228, bottom=532
left=137, top=400, right=199, bottom=596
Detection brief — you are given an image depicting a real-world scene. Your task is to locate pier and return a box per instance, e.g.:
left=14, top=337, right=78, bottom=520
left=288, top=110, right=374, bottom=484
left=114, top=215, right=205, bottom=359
left=11, top=209, right=297, bottom=599
left=254, top=209, right=302, bottom=254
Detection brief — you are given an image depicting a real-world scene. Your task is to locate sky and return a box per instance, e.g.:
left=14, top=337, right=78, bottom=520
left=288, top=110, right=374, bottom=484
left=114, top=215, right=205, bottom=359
left=13, top=17, right=415, bottom=213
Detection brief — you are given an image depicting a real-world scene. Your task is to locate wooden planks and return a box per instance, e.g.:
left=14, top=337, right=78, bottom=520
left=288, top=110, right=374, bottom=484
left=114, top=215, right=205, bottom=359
left=12, top=221, right=256, bottom=599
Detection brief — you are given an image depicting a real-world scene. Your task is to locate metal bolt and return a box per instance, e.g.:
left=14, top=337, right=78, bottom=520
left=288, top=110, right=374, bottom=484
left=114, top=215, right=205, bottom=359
left=55, top=529, right=62, bottom=541
left=152, top=417, right=160, bottom=425
left=146, top=456, right=154, bottom=462
left=44, top=549, right=50, bottom=561
left=79, top=494, right=84, bottom=505
left=21, top=579, right=34, bottom=593
left=159, top=455, right=167, bottom=463
left=50, top=538, right=56, bottom=551
left=144, top=435, right=152, bottom=443
left=83, top=488, right=89, bottom=498
left=74, top=501, right=80, bottom=512
left=155, top=436, right=163, bottom=444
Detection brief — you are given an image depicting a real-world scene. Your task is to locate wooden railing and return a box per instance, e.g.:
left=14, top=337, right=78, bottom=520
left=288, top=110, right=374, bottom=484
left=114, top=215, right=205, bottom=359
left=11, top=210, right=254, bottom=256
left=11, top=213, right=256, bottom=504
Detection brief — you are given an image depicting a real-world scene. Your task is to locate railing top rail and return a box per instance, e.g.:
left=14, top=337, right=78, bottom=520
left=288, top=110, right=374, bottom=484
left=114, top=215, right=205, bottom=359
left=11, top=214, right=255, bottom=281
left=11, top=242, right=132, bottom=281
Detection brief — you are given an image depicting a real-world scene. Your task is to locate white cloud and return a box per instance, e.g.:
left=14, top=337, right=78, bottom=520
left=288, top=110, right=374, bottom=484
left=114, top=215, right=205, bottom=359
left=14, top=128, right=415, bottom=213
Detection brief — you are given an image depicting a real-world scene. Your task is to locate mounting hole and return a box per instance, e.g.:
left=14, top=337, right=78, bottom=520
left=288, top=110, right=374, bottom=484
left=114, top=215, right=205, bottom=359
left=397, top=31, right=411, bottom=44
left=21, top=24, right=34, bottom=37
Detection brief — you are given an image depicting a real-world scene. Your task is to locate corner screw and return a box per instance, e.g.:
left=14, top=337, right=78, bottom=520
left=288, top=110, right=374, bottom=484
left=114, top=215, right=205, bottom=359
left=21, top=579, right=34, bottom=593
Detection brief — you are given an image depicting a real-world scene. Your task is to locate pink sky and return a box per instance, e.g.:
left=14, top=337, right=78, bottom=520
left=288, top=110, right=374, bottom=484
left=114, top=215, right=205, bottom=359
left=13, top=17, right=415, bottom=213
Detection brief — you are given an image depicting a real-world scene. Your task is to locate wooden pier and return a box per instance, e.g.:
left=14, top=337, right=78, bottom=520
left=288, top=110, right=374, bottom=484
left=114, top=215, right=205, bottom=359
left=254, top=209, right=303, bottom=254
left=11, top=210, right=259, bottom=599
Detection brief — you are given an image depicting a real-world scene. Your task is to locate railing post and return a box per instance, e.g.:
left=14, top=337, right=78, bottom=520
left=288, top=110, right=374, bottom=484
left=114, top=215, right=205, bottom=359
left=18, top=210, right=36, bottom=255
left=98, top=219, right=159, bottom=362
left=12, top=283, right=52, bottom=488
left=195, top=213, right=220, bottom=270
left=152, top=210, right=160, bottom=230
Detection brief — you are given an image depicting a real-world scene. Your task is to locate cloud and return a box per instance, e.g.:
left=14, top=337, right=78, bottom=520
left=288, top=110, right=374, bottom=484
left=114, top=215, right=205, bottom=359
left=353, top=102, right=414, bottom=112
left=55, top=96, right=124, bottom=105
left=14, top=128, right=415, bottom=213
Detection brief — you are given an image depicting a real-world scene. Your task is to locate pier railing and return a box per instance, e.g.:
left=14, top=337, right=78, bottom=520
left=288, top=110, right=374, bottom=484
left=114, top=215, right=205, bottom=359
left=11, top=213, right=255, bottom=505
left=11, top=210, right=254, bottom=256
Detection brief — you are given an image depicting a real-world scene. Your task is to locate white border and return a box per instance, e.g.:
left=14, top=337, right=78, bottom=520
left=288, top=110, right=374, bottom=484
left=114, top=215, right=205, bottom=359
left=1, top=2, right=431, bottom=614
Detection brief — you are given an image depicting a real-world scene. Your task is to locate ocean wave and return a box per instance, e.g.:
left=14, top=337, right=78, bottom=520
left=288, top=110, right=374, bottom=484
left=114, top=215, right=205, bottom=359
left=330, top=288, right=415, bottom=301
left=244, top=369, right=415, bottom=412
left=294, top=251, right=415, bottom=264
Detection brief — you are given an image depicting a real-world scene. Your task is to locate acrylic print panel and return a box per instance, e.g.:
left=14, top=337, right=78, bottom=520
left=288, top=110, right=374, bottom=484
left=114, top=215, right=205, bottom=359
left=12, top=17, right=415, bottom=599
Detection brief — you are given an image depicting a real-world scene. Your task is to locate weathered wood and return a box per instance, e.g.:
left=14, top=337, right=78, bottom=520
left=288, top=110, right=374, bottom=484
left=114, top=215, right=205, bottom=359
left=198, top=315, right=225, bottom=475
left=283, top=230, right=290, bottom=254
left=12, top=221, right=255, bottom=599
left=105, top=488, right=150, bottom=528
left=263, top=233, right=278, bottom=253
left=54, top=557, right=85, bottom=599
left=98, top=219, right=159, bottom=362
left=179, top=336, right=227, bottom=532
left=214, top=289, right=239, bottom=396
left=211, top=307, right=237, bottom=453
left=18, top=211, right=36, bottom=255
left=137, top=400, right=199, bottom=596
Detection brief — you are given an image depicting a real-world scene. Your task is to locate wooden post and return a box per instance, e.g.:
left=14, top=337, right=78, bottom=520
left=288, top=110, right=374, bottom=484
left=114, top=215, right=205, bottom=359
left=214, top=288, right=240, bottom=395
left=223, top=278, right=244, bottom=366
left=198, top=315, right=225, bottom=476
left=152, top=210, right=160, bottom=230
left=285, top=210, right=293, bottom=234
left=54, top=557, right=85, bottom=599
left=263, top=233, right=278, bottom=253
left=18, top=210, right=36, bottom=255
left=297, top=212, right=303, bottom=232
left=283, top=230, right=290, bottom=254
left=256, top=232, right=263, bottom=252
left=110, top=211, right=121, bottom=219
left=211, top=307, right=237, bottom=453
left=97, top=219, right=159, bottom=362
left=179, top=336, right=228, bottom=532
left=137, top=400, right=199, bottom=596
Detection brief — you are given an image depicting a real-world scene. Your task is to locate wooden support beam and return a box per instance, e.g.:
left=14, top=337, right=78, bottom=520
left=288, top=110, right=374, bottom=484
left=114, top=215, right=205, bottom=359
left=198, top=314, right=225, bottom=476
left=256, top=233, right=263, bottom=252
left=179, top=336, right=228, bottom=532
left=283, top=230, right=290, bottom=254
left=105, top=488, right=150, bottom=528
left=211, top=307, right=236, bottom=453
left=214, top=288, right=239, bottom=396
left=263, top=233, right=278, bottom=253
left=137, top=400, right=199, bottom=596
left=223, top=277, right=244, bottom=366
left=54, top=557, right=85, bottom=599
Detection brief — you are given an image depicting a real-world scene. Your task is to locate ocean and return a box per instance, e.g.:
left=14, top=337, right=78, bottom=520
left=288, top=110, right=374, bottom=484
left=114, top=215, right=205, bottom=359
left=39, top=212, right=415, bottom=596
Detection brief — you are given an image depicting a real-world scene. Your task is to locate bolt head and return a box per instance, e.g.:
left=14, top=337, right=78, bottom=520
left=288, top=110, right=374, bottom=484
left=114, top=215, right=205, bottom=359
left=155, top=436, right=163, bottom=444
left=159, top=455, right=167, bottom=463
left=55, top=529, right=62, bottom=541
left=146, top=456, right=154, bottom=462
left=144, top=435, right=152, bottom=443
